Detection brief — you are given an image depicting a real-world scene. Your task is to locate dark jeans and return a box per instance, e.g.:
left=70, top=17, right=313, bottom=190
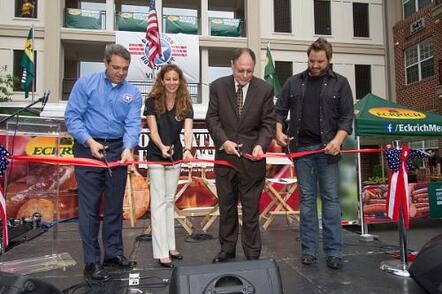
left=295, top=144, right=343, bottom=258
left=73, top=140, right=127, bottom=264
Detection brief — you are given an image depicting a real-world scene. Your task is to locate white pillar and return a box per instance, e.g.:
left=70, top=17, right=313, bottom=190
left=105, top=0, right=114, bottom=31
left=201, top=48, right=209, bottom=105
left=43, top=0, right=63, bottom=102
left=246, top=0, right=261, bottom=76
left=201, top=0, right=208, bottom=36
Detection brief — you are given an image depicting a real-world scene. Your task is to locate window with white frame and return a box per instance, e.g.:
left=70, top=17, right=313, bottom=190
left=355, top=64, right=371, bottom=99
left=404, top=38, right=434, bottom=85
left=314, top=0, right=331, bottom=35
left=402, top=0, right=432, bottom=19
left=15, top=0, right=37, bottom=18
left=274, top=0, right=291, bottom=33
left=353, top=3, right=369, bottom=38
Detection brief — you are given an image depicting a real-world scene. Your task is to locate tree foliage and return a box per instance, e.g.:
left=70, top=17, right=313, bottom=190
left=0, top=65, right=18, bottom=102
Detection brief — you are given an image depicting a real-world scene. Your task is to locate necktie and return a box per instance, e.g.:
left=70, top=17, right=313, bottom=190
left=236, top=84, right=243, bottom=116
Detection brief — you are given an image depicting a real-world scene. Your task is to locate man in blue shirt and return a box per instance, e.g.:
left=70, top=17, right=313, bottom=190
left=65, top=44, right=142, bottom=281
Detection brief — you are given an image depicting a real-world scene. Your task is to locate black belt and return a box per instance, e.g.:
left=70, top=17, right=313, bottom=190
left=93, top=138, right=123, bottom=143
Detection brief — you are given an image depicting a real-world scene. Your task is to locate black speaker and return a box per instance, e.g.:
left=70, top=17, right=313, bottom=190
left=409, top=234, right=442, bottom=294
left=0, top=272, right=61, bottom=294
left=169, top=258, right=283, bottom=294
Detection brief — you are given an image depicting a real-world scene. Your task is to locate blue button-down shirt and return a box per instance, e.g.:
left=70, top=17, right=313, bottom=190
left=64, top=72, right=142, bottom=149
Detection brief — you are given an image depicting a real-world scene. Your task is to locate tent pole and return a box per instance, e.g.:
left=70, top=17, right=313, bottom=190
left=381, top=144, right=385, bottom=182
left=357, top=136, right=376, bottom=241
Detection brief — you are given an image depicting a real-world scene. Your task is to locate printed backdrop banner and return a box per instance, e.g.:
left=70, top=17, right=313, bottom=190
left=116, top=31, right=199, bottom=83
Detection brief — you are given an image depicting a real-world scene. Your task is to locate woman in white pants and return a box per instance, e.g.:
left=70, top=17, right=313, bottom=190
left=144, top=64, right=193, bottom=268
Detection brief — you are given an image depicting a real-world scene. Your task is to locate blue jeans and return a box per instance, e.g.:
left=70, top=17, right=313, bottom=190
left=295, top=144, right=343, bottom=258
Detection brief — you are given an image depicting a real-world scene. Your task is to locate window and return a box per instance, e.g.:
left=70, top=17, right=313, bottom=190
left=355, top=64, right=371, bottom=100
left=405, top=38, right=434, bottom=85
left=402, top=0, right=432, bottom=18
left=314, top=0, right=331, bottom=35
left=274, top=61, right=292, bottom=87
left=274, top=0, right=291, bottom=33
left=353, top=3, right=369, bottom=38
left=13, top=50, right=37, bottom=92
left=15, top=0, right=37, bottom=18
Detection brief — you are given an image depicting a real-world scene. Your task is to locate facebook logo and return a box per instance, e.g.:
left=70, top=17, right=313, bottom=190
left=385, top=123, right=393, bottom=133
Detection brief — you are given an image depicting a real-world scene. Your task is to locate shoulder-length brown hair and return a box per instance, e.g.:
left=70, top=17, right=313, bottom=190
left=148, top=64, right=192, bottom=119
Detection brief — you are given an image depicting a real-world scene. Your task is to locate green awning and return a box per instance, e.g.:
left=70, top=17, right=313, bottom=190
left=117, top=12, right=147, bottom=32
left=165, top=15, right=198, bottom=34
left=65, top=8, right=102, bottom=30
left=355, top=93, right=442, bottom=140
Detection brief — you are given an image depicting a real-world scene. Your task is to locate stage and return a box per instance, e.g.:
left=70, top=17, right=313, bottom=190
left=1, top=217, right=441, bottom=294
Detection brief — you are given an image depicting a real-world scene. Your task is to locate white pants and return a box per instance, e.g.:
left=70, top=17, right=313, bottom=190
left=148, top=164, right=181, bottom=259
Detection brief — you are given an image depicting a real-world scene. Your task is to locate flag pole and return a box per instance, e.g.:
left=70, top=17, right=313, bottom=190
left=31, top=24, right=35, bottom=103
left=380, top=140, right=410, bottom=277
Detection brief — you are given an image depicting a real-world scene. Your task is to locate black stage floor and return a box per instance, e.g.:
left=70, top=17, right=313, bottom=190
left=1, top=217, right=440, bottom=294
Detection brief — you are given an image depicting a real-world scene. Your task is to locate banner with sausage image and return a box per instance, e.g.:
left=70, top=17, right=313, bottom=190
left=362, top=183, right=429, bottom=224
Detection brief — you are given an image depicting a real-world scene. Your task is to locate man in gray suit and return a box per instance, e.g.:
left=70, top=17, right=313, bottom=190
left=206, top=48, right=275, bottom=263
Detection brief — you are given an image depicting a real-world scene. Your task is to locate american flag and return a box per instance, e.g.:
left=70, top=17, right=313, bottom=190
left=385, top=146, right=428, bottom=230
left=0, top=144, right=9, bottom=249
left=145, top=0, right=161, bottom=69
left=0, top=186, right=8, bottom=249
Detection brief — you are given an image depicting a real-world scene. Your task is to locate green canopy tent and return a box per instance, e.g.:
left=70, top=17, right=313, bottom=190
left=355, top=93, right=442, bottom=142
left=354, top=93, right=442, bottom=275
left=354, top=93, right=442, bottom=232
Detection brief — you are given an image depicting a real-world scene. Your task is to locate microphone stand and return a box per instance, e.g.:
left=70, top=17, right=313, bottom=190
left=0, top=91, right=49, bottom=125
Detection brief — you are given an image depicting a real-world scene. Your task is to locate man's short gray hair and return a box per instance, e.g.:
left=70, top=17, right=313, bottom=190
left=104, top=44, right=131, bottom=63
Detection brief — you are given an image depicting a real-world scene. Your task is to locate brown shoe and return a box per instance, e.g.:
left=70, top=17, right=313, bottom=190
left=212, top=251, right=235, bottom=263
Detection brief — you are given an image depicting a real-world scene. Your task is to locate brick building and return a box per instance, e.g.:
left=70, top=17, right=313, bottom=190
left=392, top=0, right=442, bottom=152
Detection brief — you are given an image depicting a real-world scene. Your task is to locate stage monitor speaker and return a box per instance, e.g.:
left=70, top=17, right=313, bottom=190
left=409, top=234, right=442, bottom=294
left=169, top=258, right=283, bottom=294
left=0, top=272, right=61, bottom=294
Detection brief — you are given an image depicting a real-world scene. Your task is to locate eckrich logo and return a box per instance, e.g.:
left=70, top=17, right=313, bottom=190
left=25, top=136, right=73, bottom=157
left=369, top=107, right=426, bottom=119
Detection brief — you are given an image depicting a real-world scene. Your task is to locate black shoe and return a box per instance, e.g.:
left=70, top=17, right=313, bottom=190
left=326, top=256, right=343, bottom=270
left=170, top=252, right=184, bottom=260
left=84, top=263, right=111, bottom=281
left=301, top=255, right=317, bottom=265
left=159, top=260, right=175, bottom=268
left=103, top=255, right=136, bottom=268
left=212, top=251, right=235, bottom=263
left=246, top=256, right=259, bottom=260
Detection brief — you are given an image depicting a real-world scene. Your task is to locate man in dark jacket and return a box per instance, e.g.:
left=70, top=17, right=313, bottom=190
left=206, top=48, right=275, bottom=263
left=275, top=37, right=354, bottom=270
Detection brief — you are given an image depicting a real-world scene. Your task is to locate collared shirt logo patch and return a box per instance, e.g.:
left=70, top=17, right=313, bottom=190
left=122, top=94, right=133, bottom=103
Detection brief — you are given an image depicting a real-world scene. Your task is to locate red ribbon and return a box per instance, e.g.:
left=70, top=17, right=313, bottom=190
left=245, top=148, right=384, bottom=160
left=8, top=155, right=238, bottom=170
left=8, top=148, right=384, bottom=169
